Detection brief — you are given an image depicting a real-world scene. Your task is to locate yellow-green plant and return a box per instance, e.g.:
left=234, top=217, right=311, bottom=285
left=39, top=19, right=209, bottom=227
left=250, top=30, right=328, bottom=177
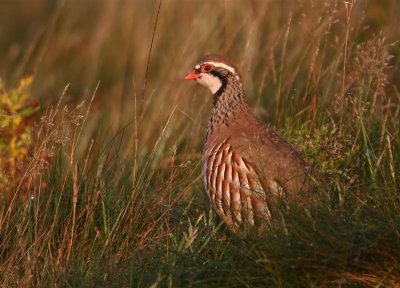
left=0, top=76, right=39, bottom=191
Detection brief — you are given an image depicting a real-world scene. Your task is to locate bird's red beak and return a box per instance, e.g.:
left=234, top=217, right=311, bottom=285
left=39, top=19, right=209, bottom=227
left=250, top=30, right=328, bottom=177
left=184, top=69, right=200, bottom=80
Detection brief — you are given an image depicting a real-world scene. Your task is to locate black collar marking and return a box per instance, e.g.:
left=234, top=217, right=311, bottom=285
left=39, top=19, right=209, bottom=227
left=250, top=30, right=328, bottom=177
left=211, top=70, right=228, bottom=98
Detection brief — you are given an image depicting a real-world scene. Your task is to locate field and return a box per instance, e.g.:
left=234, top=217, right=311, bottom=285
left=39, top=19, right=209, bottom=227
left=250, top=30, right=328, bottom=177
left=0, top=0, right=399, bottom=287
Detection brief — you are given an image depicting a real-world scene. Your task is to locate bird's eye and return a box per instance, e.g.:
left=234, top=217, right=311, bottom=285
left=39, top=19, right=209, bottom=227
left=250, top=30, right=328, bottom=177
left=201, top=64, right=213, bottom=73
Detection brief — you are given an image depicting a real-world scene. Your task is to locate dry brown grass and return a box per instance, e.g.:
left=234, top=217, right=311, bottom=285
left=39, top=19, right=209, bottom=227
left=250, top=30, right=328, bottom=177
left=0, top=0, right=399, bottom=286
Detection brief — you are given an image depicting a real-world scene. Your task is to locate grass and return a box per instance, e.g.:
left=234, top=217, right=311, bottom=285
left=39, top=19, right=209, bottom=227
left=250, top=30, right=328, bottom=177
left=0, top=0, right=400, bottom=286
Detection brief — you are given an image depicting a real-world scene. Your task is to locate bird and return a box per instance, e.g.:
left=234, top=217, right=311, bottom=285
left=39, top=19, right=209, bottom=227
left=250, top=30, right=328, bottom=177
left=184, top=54, right=323, bottom=232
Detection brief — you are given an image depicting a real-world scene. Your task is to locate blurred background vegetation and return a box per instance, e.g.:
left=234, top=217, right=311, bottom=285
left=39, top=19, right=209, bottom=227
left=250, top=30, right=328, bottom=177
left=1, top=0, right=399, bottom=129
left=0, top=0, right=399, bottom=286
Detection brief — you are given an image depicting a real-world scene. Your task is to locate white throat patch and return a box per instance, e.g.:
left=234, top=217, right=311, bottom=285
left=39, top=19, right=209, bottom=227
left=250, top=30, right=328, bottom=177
left=196, top=73, right=222, bottom=94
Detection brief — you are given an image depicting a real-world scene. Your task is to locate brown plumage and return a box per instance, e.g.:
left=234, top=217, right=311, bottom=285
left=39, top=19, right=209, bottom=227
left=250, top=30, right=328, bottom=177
left=184, top=54, right=322, bottom=232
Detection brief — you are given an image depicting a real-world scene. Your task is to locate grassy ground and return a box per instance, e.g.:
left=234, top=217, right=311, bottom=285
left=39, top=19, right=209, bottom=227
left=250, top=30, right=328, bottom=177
left=0, top=0, right=399, bottom=287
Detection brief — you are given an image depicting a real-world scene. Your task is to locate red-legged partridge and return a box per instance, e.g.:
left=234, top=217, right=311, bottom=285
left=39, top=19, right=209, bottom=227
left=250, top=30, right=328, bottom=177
left=184, top=55, right=322, bottom=232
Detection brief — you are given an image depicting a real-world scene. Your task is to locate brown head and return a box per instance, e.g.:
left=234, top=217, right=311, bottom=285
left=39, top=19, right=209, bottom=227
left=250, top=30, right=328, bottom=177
left=184, top=54, right=243, bottom=95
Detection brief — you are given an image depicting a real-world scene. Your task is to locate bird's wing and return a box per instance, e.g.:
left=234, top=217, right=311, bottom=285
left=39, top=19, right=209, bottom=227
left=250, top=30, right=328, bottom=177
left=227, top=124, right=317, bottom=202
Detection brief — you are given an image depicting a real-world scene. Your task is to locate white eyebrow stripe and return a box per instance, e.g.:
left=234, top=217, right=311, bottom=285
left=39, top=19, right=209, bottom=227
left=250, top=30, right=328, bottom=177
left=202, top=61, right=236, bottom=75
